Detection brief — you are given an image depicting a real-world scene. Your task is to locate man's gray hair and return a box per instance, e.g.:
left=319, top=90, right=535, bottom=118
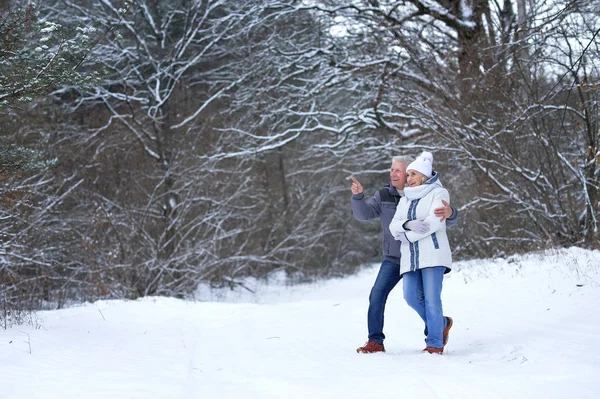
left=391, top=155, right=414, bottom=165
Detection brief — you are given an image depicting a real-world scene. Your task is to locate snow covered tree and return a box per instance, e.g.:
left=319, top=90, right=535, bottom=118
left=0, top=1, right=120, bottom=326
left=4, top=0, right=598, bottom=319
left=41, top=0, right=359, bottom=297
left=281, top=0, right=600, bottom=256
left=0, top=2, right=100, bottom=176
left=0, top=4, right=100, bottom=108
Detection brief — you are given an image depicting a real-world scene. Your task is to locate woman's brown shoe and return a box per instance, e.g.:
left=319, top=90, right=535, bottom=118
left=422, top=346, right=444, bottom=354
left=443, top=316, right=453, bottom=346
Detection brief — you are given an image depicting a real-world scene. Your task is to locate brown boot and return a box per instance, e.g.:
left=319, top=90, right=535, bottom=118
left=422, top=346, right=444, bottom=355
left=356, top=341, right=385, bottom=353
left=443, top=316, right=453, bottom=346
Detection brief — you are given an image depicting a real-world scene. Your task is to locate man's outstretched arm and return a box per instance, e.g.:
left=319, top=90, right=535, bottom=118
left=350, top=176, right=381, bottom=221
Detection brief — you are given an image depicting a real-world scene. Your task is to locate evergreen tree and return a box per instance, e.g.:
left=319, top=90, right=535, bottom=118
left=0, top=2, right=114, bottom=173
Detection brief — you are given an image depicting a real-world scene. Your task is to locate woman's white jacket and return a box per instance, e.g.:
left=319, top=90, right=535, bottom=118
left=389, top=172, right=452, bottom=276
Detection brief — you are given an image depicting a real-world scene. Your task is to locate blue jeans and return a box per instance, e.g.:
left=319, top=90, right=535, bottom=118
left=367, top=260, right=401, bottom=344
left=402, top=267, right=446, bottom=348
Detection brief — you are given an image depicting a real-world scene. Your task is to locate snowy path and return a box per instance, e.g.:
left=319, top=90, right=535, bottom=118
left=2, top=247, right=600, bottom=399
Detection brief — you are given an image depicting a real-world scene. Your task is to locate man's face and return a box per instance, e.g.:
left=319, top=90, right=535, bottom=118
left=390, top=161, right=407, bottom=189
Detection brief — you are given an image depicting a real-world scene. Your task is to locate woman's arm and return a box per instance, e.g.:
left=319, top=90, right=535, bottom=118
left=404, top=188, right=450, bottom=242
left=389, top=200, right=408, bottom=239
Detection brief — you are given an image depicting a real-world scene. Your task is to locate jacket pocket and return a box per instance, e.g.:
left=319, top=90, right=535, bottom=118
left=431, top=232, right=440, bottom=249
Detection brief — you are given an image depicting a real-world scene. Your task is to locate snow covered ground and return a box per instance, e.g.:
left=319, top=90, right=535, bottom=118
left=2, top=247, right=600, bottom=399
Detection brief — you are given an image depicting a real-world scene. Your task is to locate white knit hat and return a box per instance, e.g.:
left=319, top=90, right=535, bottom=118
left=407, top=151, right=433, bottom=178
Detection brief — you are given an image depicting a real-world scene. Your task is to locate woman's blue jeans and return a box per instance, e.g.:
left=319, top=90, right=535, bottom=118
left=402, top=266, right=446, bottom=348
left=367, top=260, right=401, bottom=344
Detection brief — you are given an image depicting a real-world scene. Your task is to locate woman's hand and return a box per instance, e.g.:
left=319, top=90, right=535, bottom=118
left=405, top=220, right=430, bottom=233
left=394, top=233, right=410, bottom=243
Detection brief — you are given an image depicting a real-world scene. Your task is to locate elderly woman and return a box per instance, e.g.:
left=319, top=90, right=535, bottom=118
left=389, top=151, right=453, bottom=354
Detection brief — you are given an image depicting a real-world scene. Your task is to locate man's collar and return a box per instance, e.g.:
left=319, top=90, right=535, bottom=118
left=389, top=185, right=404, bottom=196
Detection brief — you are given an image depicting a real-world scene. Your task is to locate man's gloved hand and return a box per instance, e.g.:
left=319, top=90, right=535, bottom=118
left=405, top=220, right=430, bottom=234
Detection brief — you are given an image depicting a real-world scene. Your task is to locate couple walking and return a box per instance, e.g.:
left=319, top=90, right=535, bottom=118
left=351, top=151, right=456, bottom=355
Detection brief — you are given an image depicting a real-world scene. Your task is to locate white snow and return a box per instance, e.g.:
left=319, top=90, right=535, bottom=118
left=460, top=0, right=473, bottom=20
left=2, top=247, right=600, bottom=399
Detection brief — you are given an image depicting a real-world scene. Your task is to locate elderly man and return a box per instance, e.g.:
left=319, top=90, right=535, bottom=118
left=351, top=155, right=458, bottom=353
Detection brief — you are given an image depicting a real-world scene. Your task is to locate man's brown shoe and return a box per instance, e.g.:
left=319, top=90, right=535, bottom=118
left=356, top=341, right=385, bottom=353
left=443, top=316, right=453, bottom=346
left=422, top=346, right=444, bottom=354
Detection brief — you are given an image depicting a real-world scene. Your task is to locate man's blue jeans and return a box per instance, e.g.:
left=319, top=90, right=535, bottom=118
left=367, top=260, right=401, bottom=344
left=402, top=266, right=446, bottom=348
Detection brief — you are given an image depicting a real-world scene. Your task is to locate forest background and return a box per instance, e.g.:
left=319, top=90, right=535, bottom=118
left=1, top=0, right=598, bottom=327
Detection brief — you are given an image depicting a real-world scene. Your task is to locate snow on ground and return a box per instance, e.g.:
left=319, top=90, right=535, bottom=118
left=2, top=247, right=600, bottom=399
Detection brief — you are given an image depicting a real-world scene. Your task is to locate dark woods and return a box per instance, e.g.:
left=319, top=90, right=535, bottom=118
left=0, top=0, right=598, bottom=325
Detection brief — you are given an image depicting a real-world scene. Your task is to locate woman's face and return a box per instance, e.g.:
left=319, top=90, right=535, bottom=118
left=406, top=170, right=427, bottom=187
